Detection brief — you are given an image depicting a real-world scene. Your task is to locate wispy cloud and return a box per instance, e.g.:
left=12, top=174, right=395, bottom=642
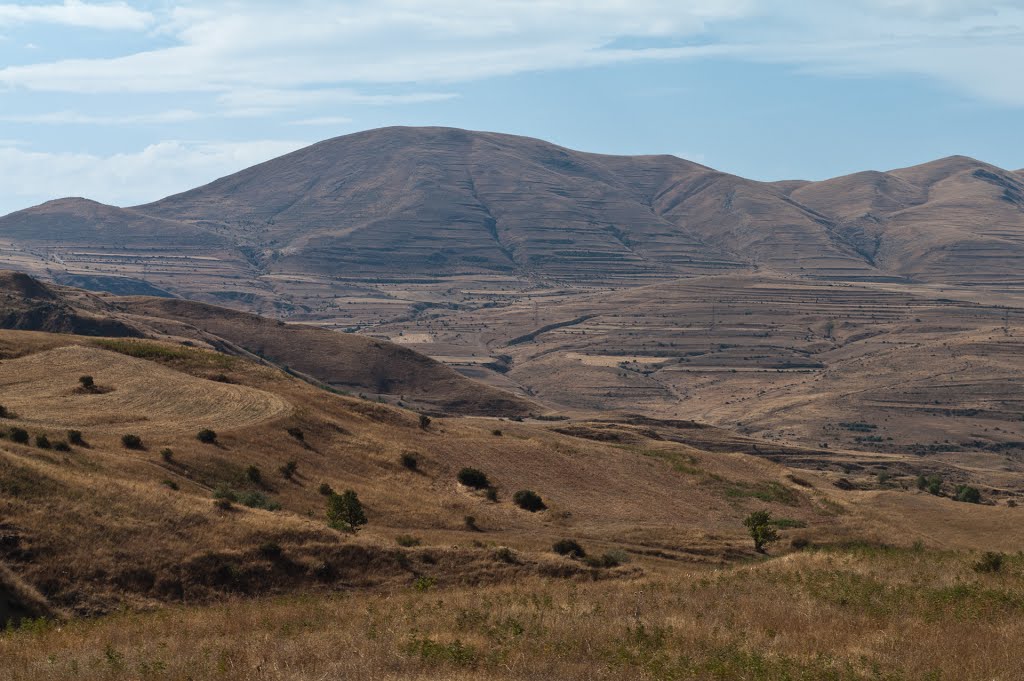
left=0, top=139, right=308, bottom=213
left=0, top=109, right=203, bottom=124
left=0, top=1, right=152, bottom=30
left=288, top=116, right=354, bottom=127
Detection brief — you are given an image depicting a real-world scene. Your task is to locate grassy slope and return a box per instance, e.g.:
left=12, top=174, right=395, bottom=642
left=2, top=545, right=1022, bottom=680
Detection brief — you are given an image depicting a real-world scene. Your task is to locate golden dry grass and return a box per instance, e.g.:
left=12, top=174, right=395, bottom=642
left=2, top=545, right=1022, bottom=680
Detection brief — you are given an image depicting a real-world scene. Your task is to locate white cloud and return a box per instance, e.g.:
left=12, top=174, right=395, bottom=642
left=0, top=1, right=152, bottom=30
left=0, top=109, right=203, bottom=124
left=0, top=139, right=308, bottom=213
left=0, top=0, right=1022, bottom=108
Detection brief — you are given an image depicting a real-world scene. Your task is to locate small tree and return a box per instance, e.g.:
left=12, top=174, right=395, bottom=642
left=197, top=429, right=218, bottom=444
left=458, top=467, right=490, bottom=490
left=67, top=430, right=85, bottom=446
left=34, top=434, right=51, bottom=449
left=318, top=482, right=334, bottom=496
left=160, top=448, right=174, bottom=463
left=512, top=489, right=546, bottom=512
left=744, top=510, right=780, bottom=553
left=400, top=452, right=419, bottom=471
left=419, top=414, right=432, bottom=430
left=326, top=490, right=367, bottom=533
left=79, top=375, right=95, bottom=391
left=9, top=427, right=28, bottom=444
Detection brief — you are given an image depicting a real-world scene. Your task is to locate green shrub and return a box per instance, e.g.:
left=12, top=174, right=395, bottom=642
left=34, top=434, right=51, bottom=449
left=396, top=534, right=422, bottom=547
left=485, top=487, right=498, bottom=502
left=584, top=549, right=629, bottom=569
left=419, top=414, right=432, bottom=430
left=318, top=482, right=334, bottom=496
left=213, top=485, right=238, bottom=502
left=9, top=427, right=29, bottom=444
left=238, top=491, right=281, bottom=511
left=955, top=485, right=981, bottom=504
left=121, top=434, right=143, bottom=450
left=52, top=441, right=71, bottom=453
left=400, top=453, right=419, bottom=471
left=0, top=405, right=8, bottom=418
left=280, top=460, right=298, bottom=479
left=552, top=539, right=586, bottom=558
left=67, top=430, right=85, bottom=446
left=464, top=515, right=479, bottom=531
left=160, top=448, right=174, bottom=463
left=162, top=479, right=179, bottom=491
left=78, top=375, right=95, bottom=391
left=196, top=429, right=217, bottom=444
left=492, top=429, right=503, bottom=436
left=744, top=510, right=780, bottom=553
left=246, top=465, right=262, bottom=484
left=494, top=547, right=516, bottom=563
left=974, top=551, right=1005, bottom=573
left=458, top=467, right=490, bottom=490
left=512, top=489, right=546, bottom=512
left=326, top=490, right=367, bottom=533
left=213, top=498, right=233, bottom=511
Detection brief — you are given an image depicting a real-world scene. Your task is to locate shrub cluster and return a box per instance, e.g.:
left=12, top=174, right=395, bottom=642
left=512, top=489, right=546, bottom=512
left=457, top=467, right=490, bottom=490
left=552, top=539, right=586, bottom=558
left=197, top=429, right=218, bottom=444
left=121, top=434, right=144, bottom=450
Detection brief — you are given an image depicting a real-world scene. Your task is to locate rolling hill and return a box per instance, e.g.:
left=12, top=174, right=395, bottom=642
left=0, top=271, right=535, bottom=417
left=1, top=128, right=1022, bottom=323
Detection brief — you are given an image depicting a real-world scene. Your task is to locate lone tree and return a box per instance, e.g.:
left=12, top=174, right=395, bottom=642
left=79, top=375, right=95, bottom=391
left=743, top=510, right=780, bottom=553
left=326, top=490, right=367, bottom=533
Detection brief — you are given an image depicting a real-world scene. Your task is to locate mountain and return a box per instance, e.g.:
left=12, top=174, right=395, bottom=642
left=1, top=128, right=1022, bottom=319
left=0, top=271, right=535, bottom=416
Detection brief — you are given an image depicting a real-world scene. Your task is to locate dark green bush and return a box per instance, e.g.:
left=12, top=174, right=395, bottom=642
left=400, top=453, right=419, bottom=471
left=464, top=515, right=479, bottom=531
left=78, top=375, right=95, bottom=391
left=67, top=430, right=85, bottom=446
left=552, top=539, right=586, bottom=558
left=121, top=434, right=143, bottom=450
left=246, top=465, right=262, bottom=484
left=318, top=482, right=334, bottom=496
left=458, top=467, right=490, bottom=490
left=584, top=550, right=629, bottom=569
left=160, top=448, right=174, bottom=463
left=955, top=485, right=981, bottom=504
left=162, top=479, right=179, bottom=491
left=280, top=460, right=298, bottom=479
left=492, top=429, right=502, bottom=436
left=238, top=491, right=281, bottom=511
left=0, top=405, right=8, bottom=418
left=485, top=487, right=498, bottom=502
left=9, top=427, right=29, bottom=444
left=258, top=542, right=282, bottom=559
left=512, top=489, right=546, bottom=512
left=34, top=434, right=51, bottom=449
left=52, top=441, right=71, bottom=453
left=419, top=414, right=432, bottom=430
left=197, top=429, right=217, bottom=444
left=213, top=498, right=233, bottom=511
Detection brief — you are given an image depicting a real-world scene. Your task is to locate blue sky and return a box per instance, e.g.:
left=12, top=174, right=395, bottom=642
left=1, top=0, right=1023, bottom=214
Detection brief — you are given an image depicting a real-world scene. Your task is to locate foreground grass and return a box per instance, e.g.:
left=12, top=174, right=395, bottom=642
left=3, top=546, right=1022, bottom=680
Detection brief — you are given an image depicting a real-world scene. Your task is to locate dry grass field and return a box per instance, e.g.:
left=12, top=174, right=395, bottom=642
left=2, top=546, right=1023, bottom=680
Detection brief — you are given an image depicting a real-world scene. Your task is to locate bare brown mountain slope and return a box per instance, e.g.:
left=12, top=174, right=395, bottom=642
left=0, top=271, right=534, bottom=416
left=2, top=128, right=1022, bottom=322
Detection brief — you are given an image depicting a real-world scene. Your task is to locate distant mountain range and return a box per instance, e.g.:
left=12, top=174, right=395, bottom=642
left=1, top=126, right=1023, bottom=312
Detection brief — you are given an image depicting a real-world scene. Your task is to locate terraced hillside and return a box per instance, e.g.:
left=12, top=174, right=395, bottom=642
left=1, top=128, right=1022, bottom=328
left=378, top=272, right=1024, bottom=465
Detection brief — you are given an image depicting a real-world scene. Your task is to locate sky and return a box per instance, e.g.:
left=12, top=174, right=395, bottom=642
left=0, top=0, right=1023, bottom=214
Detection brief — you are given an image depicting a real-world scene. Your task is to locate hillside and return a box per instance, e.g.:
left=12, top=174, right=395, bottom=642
left=0, top=271, right=535, bottom=417
left=0, top=128, right=1022, bottom=326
